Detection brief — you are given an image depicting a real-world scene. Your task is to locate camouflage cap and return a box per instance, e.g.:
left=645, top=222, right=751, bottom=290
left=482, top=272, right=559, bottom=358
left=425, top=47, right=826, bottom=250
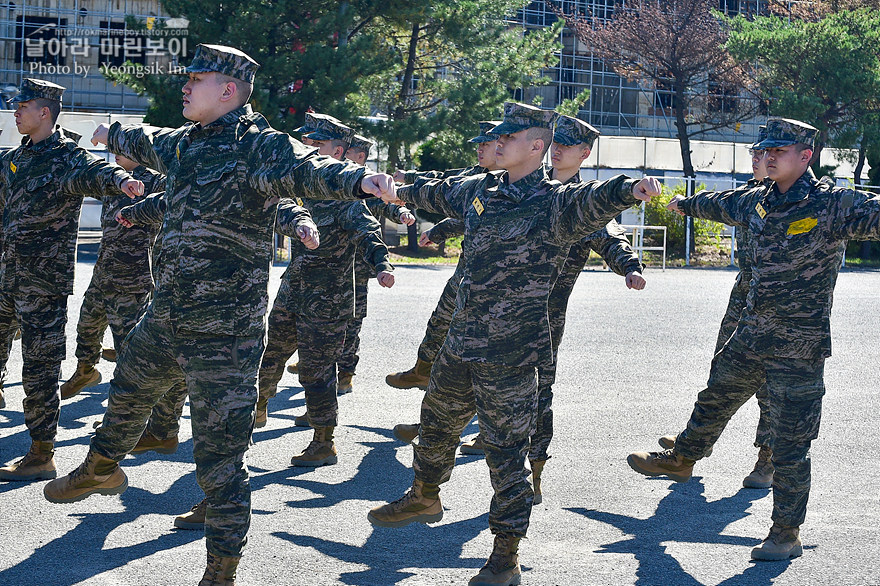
left=753, top=118, right=818, bottom=150
left=490, top=102, right=557, bottom=135
left=185, top=44, right=260, bottom=84
left=750, top=125, right=768, bottom=150
left=294, top=111, right=321, bottom=134
left=304, top=114, right=354, bottom=144
left=553, top=115, right=599, bottom=148
left=349, top=134, right=374, bottom=153
left=468, top=121, right=501, bottom=143
left=8, top=78, right=65, bottom=104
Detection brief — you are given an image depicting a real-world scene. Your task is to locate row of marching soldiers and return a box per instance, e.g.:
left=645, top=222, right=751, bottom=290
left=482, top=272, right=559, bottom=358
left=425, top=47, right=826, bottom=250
left=2, top=42, right=878, bottom=586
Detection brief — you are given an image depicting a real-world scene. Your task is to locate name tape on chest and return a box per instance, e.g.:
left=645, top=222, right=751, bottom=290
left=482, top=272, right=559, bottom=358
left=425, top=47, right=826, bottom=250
left=787, top=217, right=818, bottom=236
left=472, top=196, right=484, bottom=215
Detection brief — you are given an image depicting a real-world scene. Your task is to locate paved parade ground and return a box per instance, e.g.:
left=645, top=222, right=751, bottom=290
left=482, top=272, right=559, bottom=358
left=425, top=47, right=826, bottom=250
left=1, top=258, right=879, bottom=586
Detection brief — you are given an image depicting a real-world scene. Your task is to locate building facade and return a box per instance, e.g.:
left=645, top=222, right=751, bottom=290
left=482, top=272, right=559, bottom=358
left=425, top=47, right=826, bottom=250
left=0, top=0, right=181, bottom=113
left=509, top=0, right=766, bottom=142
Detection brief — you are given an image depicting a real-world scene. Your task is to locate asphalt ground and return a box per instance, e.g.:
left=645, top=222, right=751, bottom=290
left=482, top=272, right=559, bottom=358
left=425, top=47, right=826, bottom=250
left=1, top=256, right=879, bottom=586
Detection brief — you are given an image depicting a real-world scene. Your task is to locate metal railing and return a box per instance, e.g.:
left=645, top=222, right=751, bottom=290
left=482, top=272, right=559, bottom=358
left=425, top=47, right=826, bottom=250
left=621, top=224, right=667, bottom=271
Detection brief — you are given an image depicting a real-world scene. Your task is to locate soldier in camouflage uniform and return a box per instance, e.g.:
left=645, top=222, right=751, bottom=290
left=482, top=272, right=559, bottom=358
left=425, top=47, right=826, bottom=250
left=0, top=79, right=142, bottom=483
left=0, top=79, right=143, bottom=480
left=59, top=155, right=165, bottom=400
left=368, top=102, right=661, bottom=585
left=627, top=118, right=880, bottom=562
left=657, top=127, right=775, bottom=490
left=279, top=124, right=411, bottom=419
left=43, top=45, right=396, bottom=586
left=386, top=122, right=500, bottom=453
left=255, top=116, right=395, bottom=467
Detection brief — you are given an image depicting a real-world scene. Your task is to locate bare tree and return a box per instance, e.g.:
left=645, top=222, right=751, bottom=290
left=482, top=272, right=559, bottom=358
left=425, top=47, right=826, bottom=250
left=551, top=0, right=760, bottom=178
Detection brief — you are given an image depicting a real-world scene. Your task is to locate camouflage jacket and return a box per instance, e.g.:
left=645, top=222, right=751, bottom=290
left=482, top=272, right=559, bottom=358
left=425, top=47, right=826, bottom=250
left=426, top=178, right=642, bottom=279
left=680, top=169, right=880, bottom=359
left=96, top=165, right=166, bottom=292
left=0, top=128, right=131, bottom=297
left=277, top=198, right=392, bottom=320
left=558, top=171, right=643, bottom=279
left=110, top=104, right=369, bottom=336
left=399, top=166, right=639, bottom=367
left=365, top=198, right=409, bottom=224
left=403, top=165, right=484, bottom=185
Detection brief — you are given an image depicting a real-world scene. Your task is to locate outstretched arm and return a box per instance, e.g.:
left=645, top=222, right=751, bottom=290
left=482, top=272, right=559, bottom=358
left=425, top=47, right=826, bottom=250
left=551, top=175, right=660, bottom=244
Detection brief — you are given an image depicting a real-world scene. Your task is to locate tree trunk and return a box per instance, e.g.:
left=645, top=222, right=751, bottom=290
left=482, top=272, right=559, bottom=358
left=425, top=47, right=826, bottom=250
left=854, top=136, right=867, bottom=186
left=673, top=80, right=696, bottom=259
left=388, top=22, right=420, bottom=173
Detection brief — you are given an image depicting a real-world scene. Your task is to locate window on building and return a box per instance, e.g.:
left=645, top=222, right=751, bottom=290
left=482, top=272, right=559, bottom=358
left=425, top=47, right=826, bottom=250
left=16, top=15, right=67, bottom=66
left=98, top=20, right=147, bottom=67
left=708, top=75, right=737, bottom=117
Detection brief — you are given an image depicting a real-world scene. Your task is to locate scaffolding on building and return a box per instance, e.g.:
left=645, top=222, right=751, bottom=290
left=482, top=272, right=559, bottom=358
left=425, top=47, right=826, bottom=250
left=508, top=1, right=768, bottom=142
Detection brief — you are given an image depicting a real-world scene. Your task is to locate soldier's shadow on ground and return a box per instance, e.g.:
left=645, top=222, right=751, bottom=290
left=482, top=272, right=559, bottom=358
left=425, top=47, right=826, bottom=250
left=253, top=423, right=490, bottom=583
left=568, top=479, right=807, bottom=585
left=0, top=467, right=203, bottom=586
left=268, top=426, right=488, bottom=584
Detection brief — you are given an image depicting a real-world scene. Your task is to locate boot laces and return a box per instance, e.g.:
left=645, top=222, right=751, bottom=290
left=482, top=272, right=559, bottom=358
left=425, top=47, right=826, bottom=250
left=486, top=536, right=517, bottom=573
left=302, top=440, right=326, bottom=456
left=192, top=498, right=208, bottom=514
left=203, top=552, right=221, bottom=581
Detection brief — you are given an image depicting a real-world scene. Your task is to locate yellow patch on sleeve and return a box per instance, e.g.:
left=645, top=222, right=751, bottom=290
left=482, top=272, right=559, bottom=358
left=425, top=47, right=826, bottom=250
left=472, top=196, right=484, bottom=215
left=787, top=217, right=818, bottom=236
left=9, top=162, right=16, bottom=173
left=755, top=202, right=767, bottom=219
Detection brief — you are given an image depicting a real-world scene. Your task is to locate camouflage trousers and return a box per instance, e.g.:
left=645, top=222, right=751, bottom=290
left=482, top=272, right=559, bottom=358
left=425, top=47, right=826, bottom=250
left=144, top=380, right=189, bottom=441
left=413, top=346, right=539, bottom=537
left=338, top=262, right=370, bottom=374
left=714, top=273, right=771, bottom=449
left=415, top=263, right=461, bottom=364
left=74, top=266, right=151, bottom=365
left=674, top=343, right=825, bottom=528
left=259, top=280, right=346, bottom=428
left=0, top=291, right=67, bottom=442
left=529, top=245, right=588, bottom=462
left=91, top=307, right=261, bottom=558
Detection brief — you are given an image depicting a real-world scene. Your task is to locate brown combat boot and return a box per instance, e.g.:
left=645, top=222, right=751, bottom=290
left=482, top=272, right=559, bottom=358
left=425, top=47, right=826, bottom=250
left=254, top=397, right=269, bottom=428
left=101, top=348, right=117, bottom=362
left=131, top=430, right=179, bottom=455
left=293, top=412, right=310, bottom=427
left=337, top=371, right=354, bottom=395
left=751, top=524, right=802, bottom=561
left=392, top=423, right=420, bottom=444
left=44, top=450, right=127, bottom=503
left=530, top=459, right=546, bottom=505
left=286, top=361, right=298, bottom=374
left=0, top=441, right=56, bottom=481
left=175, top=498, right=208, bottom=530
left=658, top=434, right=712, bottom=457
left=460, top=434, right=485, bottom=456
left=743, top=446, right=774, bottom=489
left=368, top=479, right=443, bottom=528
left=199, top=552, right=239, bottom=586
left=627, top=448, right=695, bottom=483
left=60, top=362, right=102, bottom=400
left=290, top=426, right=338, bottom=467
left=469, top=533, right=522, bottom=585
left=385, top=359, right=432, bottom=390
